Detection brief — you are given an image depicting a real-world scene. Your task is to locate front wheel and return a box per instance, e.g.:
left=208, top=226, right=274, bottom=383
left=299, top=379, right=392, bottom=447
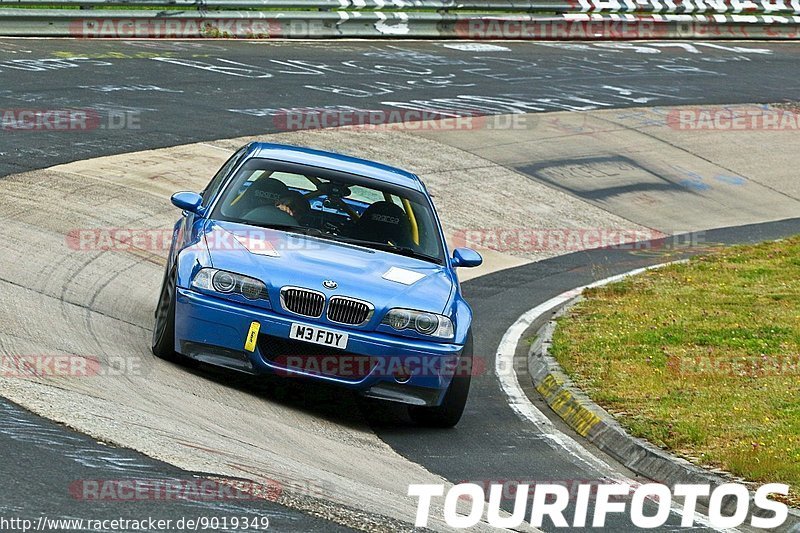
left=408, top=332, right=473, bottom=428
left=152, top=266, right=179, bottom=361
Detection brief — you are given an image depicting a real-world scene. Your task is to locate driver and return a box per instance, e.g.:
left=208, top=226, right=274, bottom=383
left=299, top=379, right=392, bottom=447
left=276, top=191, right=310, bottom=223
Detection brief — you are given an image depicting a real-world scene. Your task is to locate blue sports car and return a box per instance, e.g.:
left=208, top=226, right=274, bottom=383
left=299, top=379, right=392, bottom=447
left=152, top=142, right=482, bottom=427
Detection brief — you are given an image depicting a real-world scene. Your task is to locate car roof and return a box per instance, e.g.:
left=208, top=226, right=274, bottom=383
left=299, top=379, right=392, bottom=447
left=247, top=142, right=425, bottom=193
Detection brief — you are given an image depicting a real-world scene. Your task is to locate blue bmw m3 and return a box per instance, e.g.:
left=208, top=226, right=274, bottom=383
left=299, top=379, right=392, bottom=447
left=152, top=142, right=482, bottom=427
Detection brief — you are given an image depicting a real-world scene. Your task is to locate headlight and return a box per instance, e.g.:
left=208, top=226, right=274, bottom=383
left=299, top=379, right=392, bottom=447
left=384, top=309, right=412, bottom=330
left=213, top=271, right=236, bottom=293
left=382, top=308, right=454, bottom=339
left=191, top=268, right=268, bottom=301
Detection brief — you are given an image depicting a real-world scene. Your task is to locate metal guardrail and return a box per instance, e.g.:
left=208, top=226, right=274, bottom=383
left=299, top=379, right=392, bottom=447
left=2, top=0, right=572, bottom=10
left=2, top=0, right=800, bottom=13
left=0, top=0, right=798, bottom=38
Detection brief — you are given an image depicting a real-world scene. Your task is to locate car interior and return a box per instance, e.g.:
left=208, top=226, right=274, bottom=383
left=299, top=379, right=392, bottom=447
left=216, top=169, right=443, bottom=262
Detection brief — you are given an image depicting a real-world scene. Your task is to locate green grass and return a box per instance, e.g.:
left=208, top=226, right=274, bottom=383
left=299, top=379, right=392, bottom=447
left=549, top=237, right=800, bottom=507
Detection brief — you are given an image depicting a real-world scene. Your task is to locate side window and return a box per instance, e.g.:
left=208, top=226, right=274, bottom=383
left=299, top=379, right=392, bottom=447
left=201, top=147, right=246, bottom=207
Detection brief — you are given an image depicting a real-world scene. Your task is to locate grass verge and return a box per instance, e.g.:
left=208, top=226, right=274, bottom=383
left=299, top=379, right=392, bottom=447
left=549, top=237, right=800, bottom=507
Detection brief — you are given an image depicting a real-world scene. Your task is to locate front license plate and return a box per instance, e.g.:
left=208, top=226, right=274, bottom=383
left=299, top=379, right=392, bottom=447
left=289, top=323, right=349, bottom=350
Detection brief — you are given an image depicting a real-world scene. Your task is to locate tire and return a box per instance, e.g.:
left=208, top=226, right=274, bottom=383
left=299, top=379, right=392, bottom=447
left=154, top=264, right=170, bottom=319
left=408, top=332, right=473, bottom=428
left=152, top=266, right=179, bottom=361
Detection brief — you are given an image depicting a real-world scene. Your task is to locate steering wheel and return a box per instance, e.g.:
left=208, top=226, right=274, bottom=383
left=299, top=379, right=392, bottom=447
left=325, top=195, right=359, bottom=222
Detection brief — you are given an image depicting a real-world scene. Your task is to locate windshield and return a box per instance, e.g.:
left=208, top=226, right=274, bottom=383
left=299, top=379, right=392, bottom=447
left=211, top=158, right=445, bottom=264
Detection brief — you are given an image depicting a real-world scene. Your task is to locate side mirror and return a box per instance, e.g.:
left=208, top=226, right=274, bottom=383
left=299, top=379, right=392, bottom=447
left=451, top=247, right=483, bottom=268
left=171, top=192, right=204, bottom=215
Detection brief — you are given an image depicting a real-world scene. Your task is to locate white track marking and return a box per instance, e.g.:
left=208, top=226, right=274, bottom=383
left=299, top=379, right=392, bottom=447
left=197, top=143, right=233, bottom=152
left=495, top=262, right=732, bottom=531
left=442, top=43, right=511, bottom=52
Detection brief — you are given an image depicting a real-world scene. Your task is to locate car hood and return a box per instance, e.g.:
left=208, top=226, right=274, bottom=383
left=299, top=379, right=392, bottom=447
left=203, top=221, right=455, bottom=316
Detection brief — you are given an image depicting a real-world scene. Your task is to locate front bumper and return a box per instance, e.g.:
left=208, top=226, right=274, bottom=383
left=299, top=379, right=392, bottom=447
left=174, top=288, right=465, bottom=406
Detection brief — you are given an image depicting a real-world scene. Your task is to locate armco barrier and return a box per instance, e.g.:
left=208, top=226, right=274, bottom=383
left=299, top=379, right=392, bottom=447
left=0, top=0, right=799, bottom=38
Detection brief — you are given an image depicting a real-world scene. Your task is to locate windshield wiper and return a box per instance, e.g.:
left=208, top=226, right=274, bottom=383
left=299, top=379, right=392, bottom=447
left=247, top=223, right=324, bottom=238
left=329, top=236, right=442, bottom=264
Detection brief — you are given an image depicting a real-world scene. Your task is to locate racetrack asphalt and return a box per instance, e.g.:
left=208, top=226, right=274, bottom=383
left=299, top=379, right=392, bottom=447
left=1, top=38, right=800, bottom=532
left=2, top=39, right=800, bottom=179
left=0, top=397, right=356, bottom=532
